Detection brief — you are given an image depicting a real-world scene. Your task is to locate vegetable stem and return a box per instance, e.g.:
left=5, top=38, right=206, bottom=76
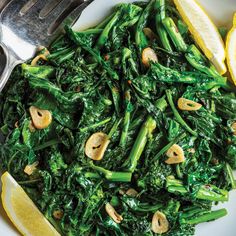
left=89, top=162, right=132, bottom=182
left=185, top=44, right=220, bottom=78
left=123, top=96, right=167, bottom=172
left=154, top=0, right=172, bottom=51
left=166, top=89, right=197, bottom=136
left=79, top=117, right=112, bottom=132
left=135, top=0, right=154, bottom=51
left=107, top=82, right=121, bottom=114
left=181, top=209, right=227, bottom=224
left=0, top=124, right=8, bottom=135
left=18, top=179, right=42, bottom=185
left=120, top=90, right=132, bottom=147
left=162, top=17, right=187, bottom=52
left=95, top=10, right=120, bottom=50
left=108, top=118, right=122, bottom=139
left=65, top=26, right=119, bottom=80
left=152, top=133, right=186, bottom=162
left=34, top=139, right=61, bottom=151
left=166, top=176, right=229, bottom=202
left=225, top=163, right=236, bottom=189
left=122, top=196, right=163, bottom=212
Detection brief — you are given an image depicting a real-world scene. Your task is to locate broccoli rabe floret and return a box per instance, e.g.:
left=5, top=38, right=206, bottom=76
left=129, top=217, right=152, bottom=236
left=48, top=151, right=67, bottom=175
left=121, top=214, right=152, bottom=236
left=138, top=161, right=173, bottom=193
left=165, top=224, right=195, bottom=236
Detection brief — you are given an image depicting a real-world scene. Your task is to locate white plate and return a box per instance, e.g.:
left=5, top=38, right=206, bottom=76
left=1, top=0, right=236, bottom=235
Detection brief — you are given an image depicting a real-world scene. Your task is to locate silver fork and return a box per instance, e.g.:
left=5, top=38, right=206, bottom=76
left=0, top=0, right=93, bottom=92
left=0, top=0, right=11, bottom=12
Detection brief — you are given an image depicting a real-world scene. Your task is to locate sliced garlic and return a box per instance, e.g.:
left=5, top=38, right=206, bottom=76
left=119, top=188, right=126, bottom=195
left=14, top=121, right=19, bottom=128
left=177, top=98, right=202, bottom=111
left=105, top=203, right=123, bottom=224
left=85, top=132, right=110, bottom=161
left=231, top=122, right=236, bottom=135
left=143, top=28, right=157, bottom=40
left=31, top=47, right=49, bottom=66
left=187, top=148, right=195, bottom=154
left=152, top=211, right=169, bottom=234
left=29, top=106, right=52, bottom=130
left=31, top=55, right=47, bottom=66
left=165, top=144, right=185, bottom=164
left=53, top=210, right=64, bottom=220
left=126, top=188, right=138, bottom=197
left=142, top=47, right=158, bottom=67
left=24, top=161, right=39, bottom=176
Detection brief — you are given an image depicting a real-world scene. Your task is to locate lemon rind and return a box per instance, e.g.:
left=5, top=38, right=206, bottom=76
left=226, top=13, right=236, bottom=85
left=173, top=0, right=227, bottom=75
left=1, top=172, right=60, bottom=236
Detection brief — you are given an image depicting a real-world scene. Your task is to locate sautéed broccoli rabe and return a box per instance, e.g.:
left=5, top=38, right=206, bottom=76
left=1, top=0, right=236, bottom=235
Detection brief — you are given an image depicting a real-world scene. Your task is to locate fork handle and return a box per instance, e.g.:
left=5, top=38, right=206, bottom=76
left=0, top=43, right=21, bottom=92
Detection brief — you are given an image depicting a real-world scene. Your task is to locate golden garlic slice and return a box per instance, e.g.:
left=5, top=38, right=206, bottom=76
left=105, top=203, right=123, bottom=224
left=14, top=121, right=19, bottom=128
left=53, top=210, right=64, bottom=220
left=85, top=132, right=110, bottom=161
left=126, top=188, right=138, bottom=197
left=29, top=106, right=52, bottom=130
left=142, top=47, right=158, bottom=67
left=177, top=98, right=202, bottom=111
left=165, top=144, right=185, bottom=164
left=231, top=122, right=236, bottom=135
left=31, top=47, right=49, bottom=66
left=24, top=161, right=39, bottom=176
left=143, top=28, right=157, bottom=41
left=152, top=211, right=169, bottom=234
left=31, top=55, right=47, bottom=66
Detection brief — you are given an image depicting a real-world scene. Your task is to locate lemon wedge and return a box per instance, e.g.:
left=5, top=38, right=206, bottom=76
left=226, top=13, right=236, bottom=85
left=173, top=0, right=227, bottom=75
left=1, top=172, right=60, bottom=236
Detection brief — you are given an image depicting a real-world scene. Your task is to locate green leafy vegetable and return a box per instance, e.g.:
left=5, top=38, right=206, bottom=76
left=0, top=1, right=235, bottom=235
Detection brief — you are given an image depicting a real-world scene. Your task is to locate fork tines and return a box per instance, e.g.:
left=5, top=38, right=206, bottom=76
left=0, top=0, right=11, bottom=11
left=18, top=0, right=92, bottom=34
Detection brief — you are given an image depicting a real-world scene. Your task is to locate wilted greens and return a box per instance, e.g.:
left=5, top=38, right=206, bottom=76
left=1, top=0, right=236, bottom=235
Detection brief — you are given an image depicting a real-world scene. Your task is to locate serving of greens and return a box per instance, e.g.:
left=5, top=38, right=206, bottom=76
left=1, top=0, right=236, bottom=235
